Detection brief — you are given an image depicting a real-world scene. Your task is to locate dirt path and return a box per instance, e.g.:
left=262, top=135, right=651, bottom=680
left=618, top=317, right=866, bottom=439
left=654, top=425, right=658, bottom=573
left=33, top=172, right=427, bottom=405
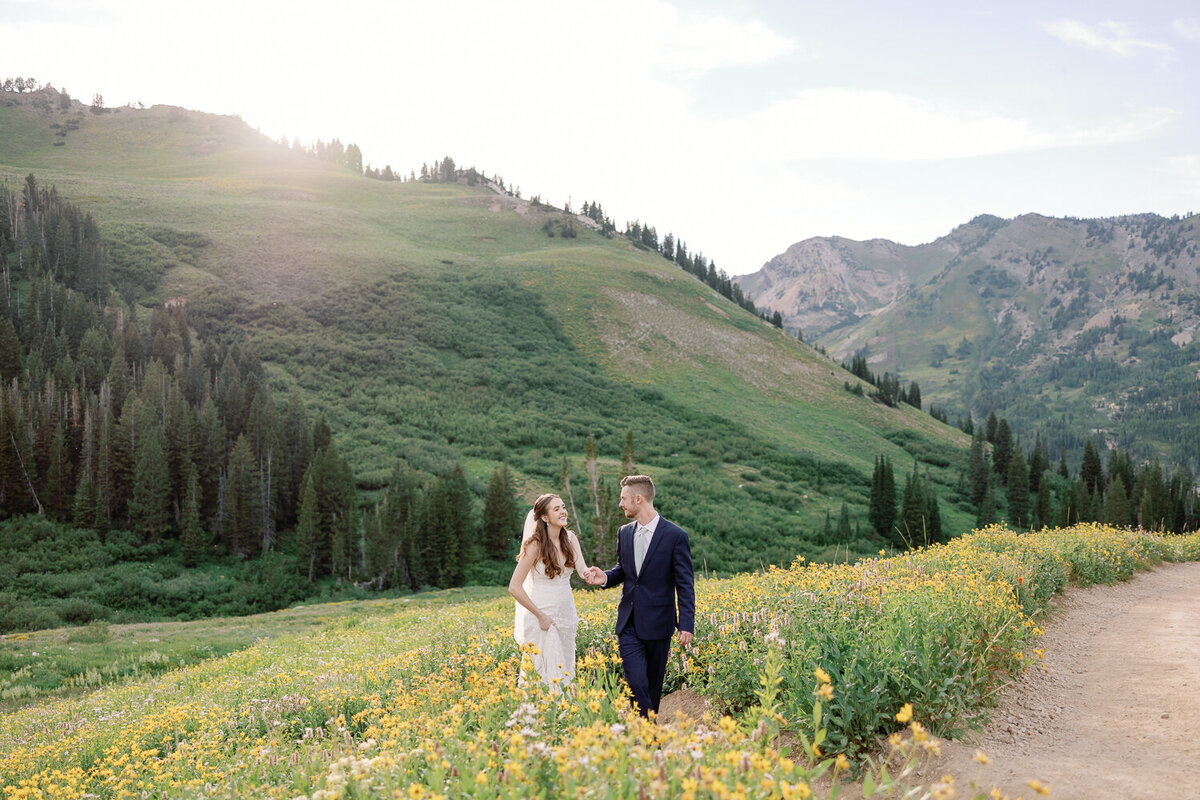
left=922, top=561, right=1200, bottom=800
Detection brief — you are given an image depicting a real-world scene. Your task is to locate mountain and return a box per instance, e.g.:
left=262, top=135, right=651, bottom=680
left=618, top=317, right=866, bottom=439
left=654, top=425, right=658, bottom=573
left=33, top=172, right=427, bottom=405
left=0, top=85, right=972, bottom=598
left=738, top=212, right=1200, bottom=469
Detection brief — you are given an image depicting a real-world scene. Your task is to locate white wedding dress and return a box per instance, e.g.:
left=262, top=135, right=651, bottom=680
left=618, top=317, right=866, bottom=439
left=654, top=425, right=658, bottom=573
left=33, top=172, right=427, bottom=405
left=516, top=557, right=580, bottom=688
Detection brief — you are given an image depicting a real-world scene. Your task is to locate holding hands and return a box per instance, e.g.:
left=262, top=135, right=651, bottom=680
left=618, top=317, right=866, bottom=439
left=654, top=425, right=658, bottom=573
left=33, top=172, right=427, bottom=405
left=583, top=566, right=606, bottom=586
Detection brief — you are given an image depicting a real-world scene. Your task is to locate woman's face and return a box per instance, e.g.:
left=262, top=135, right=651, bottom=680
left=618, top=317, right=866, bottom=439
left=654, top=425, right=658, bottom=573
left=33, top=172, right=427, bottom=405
left=541, top=496, right=568, bottom=529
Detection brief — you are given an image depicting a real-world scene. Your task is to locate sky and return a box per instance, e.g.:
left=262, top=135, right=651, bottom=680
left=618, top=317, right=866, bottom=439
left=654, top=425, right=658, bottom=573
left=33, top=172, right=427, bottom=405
left=2, top=0, right=1198, bottom=275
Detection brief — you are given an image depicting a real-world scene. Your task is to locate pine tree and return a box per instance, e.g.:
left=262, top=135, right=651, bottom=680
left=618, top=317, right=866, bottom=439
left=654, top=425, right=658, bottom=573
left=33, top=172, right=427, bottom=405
left=363, top=503, right=390, bottom=584
left=1058, top=480, right=1087, bottom=526
left=992, top=419, right=1013, bottom=484
left=181, top=466, right=206, bottom=567
left=976, top=482, right=996, bottom=527
left=316, top=441, right=355, bottom=580
left=1033, top=480, right=1052, bottom=530
left=0, top=317, right=21, bottom=382
left=906, top=380, right=922, bottom=410
left=225, top=433, right=260, bottom=557
left=898, top=464, right=926, bottom=548
left=130, top=427, right=170, bottom=542
left=968, top=430, right=990, bottom=506
left=1107, top=449, right=1134, bottom=503
left=590, top=477, right=620, bottom=565
left=1028, top=433, right=1046, bottom=495
left=1137, top=459, right=1169, bottom=531
left=195, top=396, right=225, bottom=522
left=385, top=461, right=424, bottom=589
left=1006, top=448, right=1030, bottom=529
left=419, top=475, right=451, bottom=587
left=1074, top=480, right=1091, bottom=524
left=835, top=503, right=852, bottom=543
left=483, top=465, right=519, bottom=560
left=279, top=385, right=312, bottom=526
left=1080, top=439, right=1105, bottom=496
left=73, top=464, right=97, bottom=528
left=295, top=468, right=319, bottom=582
left=45, top=419, right=72, bottom=521
left=924, top=477, right=943, bottom=544
left=868, top=455, right=897, bottom=539
left=1104, top=475, right=1132, bottom=527
left=163, top=381, right=192, bottom=524
left=622, top=429, right=635, bottom=476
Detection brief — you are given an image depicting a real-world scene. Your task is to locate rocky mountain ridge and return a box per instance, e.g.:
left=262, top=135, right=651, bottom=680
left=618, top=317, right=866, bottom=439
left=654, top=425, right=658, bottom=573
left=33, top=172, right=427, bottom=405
left=738, top=211, right=1200, bottom=468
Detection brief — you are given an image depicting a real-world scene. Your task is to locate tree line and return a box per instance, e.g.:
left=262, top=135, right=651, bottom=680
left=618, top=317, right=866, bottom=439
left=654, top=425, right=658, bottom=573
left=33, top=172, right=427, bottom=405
left=865, top=409, right=1200, bottom=547
left=353, top=430, right=638, bottom=592
left=620, top=220, right=759, bottom=315
left=842, top=354, right=922, bottom=410
left=0, top=176, right=592, bottom=595
left=0, top=176, right=361, bottom=576
left=963, top=414, right=1197, bottom=533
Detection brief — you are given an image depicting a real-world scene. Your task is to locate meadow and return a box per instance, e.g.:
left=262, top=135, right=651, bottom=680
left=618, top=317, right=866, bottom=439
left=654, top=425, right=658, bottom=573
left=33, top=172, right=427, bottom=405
left=2, top=522, right=1196, bottom=799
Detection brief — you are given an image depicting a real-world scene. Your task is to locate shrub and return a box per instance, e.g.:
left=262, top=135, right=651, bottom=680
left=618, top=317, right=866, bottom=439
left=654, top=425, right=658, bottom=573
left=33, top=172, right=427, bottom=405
left=57, top=598, right=110, bottom=626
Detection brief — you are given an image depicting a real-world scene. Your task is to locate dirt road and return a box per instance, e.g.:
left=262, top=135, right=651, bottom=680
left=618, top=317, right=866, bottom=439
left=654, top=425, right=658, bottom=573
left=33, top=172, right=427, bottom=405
left=924, top=561, right=1200, bottom=800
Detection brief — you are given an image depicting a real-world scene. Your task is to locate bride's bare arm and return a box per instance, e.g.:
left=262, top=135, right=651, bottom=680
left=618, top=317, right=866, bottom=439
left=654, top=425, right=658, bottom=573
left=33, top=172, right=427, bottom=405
left=509, top=541, right=554, bottom=630
left=567, top=530, right=592, bottom=579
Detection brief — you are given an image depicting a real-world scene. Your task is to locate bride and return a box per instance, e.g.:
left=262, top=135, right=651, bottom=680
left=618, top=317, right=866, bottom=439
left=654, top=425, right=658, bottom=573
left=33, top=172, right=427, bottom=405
left=509, top=493, right=593, bottom=689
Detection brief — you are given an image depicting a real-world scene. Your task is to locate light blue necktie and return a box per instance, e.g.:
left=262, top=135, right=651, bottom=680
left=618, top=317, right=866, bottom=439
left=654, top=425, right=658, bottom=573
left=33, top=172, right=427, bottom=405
left=634, top=525, right=650, bottom=574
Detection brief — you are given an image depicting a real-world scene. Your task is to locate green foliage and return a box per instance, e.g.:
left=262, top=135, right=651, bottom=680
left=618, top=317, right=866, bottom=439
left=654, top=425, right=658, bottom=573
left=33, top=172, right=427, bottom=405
left=483, top=465, right=520, bottom=561
left=0, top=515, right=345, bottom=633
left=1006, top=448, right=1030, bottom=529
left=868, top=455, right=896, bottom=539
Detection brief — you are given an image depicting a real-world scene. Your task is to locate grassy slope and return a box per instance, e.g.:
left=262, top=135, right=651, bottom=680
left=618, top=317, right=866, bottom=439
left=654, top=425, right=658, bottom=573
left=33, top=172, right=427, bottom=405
left=0, top=585, right=504, bottom=712
left=0, top=96, right=972, bottom=566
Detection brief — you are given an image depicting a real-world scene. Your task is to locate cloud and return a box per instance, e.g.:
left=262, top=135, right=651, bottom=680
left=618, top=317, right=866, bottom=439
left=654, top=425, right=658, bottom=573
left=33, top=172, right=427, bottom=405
left=727, top=89, right=1174, bottom=162
left=646, top=9, right=795, bottom=75
left=1041, top=19, right=1173, bottom=57
left=1170, top=155, right=1200, bottom=196
left=1172, top=18, right=1200, bottom=41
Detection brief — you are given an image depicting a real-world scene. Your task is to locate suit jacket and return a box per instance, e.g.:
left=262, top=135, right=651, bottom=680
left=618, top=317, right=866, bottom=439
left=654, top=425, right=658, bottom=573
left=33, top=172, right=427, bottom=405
left=604, top=517, right=695, bottom=640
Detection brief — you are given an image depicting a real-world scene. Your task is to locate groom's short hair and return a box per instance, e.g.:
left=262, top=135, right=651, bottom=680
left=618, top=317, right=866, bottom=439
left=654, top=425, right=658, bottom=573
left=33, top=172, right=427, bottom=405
left=620, top=474, right=655, bottom=503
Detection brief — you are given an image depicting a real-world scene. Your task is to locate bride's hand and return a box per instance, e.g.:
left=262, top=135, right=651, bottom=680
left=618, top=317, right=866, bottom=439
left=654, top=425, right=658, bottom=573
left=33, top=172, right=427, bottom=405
left=538, top=613, right=555, bottom=631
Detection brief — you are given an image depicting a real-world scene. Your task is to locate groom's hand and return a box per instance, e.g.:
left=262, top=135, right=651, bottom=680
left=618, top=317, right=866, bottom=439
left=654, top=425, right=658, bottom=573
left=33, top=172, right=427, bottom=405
left=677, top=631, right=693, bottom=647
left=585, top=567, right=605, bottom=585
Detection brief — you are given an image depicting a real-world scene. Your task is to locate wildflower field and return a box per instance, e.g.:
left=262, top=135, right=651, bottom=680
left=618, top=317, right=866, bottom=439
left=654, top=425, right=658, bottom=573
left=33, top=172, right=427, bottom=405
left=2, top=523, right=1197, bottom=799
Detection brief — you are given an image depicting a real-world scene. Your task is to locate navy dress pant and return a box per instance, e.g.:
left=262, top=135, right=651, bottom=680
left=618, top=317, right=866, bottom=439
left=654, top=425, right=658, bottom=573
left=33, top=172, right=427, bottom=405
left=618, top=629, right=672, bottom=717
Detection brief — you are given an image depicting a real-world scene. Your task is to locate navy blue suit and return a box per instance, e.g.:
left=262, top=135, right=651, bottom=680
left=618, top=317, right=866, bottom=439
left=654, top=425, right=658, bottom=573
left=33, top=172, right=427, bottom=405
left=603, top=517, right=695, bottom=716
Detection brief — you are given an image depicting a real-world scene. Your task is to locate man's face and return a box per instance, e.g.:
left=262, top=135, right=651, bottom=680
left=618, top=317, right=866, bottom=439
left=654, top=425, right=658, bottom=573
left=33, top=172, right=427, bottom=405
left=618, top=486, right=637, bottom=518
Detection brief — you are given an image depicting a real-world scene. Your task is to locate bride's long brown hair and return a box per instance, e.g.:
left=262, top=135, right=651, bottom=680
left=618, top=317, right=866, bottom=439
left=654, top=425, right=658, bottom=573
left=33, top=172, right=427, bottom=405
left=517, top=493, right=576, bottom=579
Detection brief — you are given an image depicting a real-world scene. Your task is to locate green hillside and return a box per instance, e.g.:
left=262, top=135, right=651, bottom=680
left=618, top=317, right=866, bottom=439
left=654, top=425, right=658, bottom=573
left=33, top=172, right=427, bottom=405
left=0, top=88, right=971, bottom=593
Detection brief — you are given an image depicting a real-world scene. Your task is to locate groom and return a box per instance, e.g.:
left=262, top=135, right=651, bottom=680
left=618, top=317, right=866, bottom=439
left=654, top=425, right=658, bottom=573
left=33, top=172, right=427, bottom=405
left=586, top=475, right=695, bottom=718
